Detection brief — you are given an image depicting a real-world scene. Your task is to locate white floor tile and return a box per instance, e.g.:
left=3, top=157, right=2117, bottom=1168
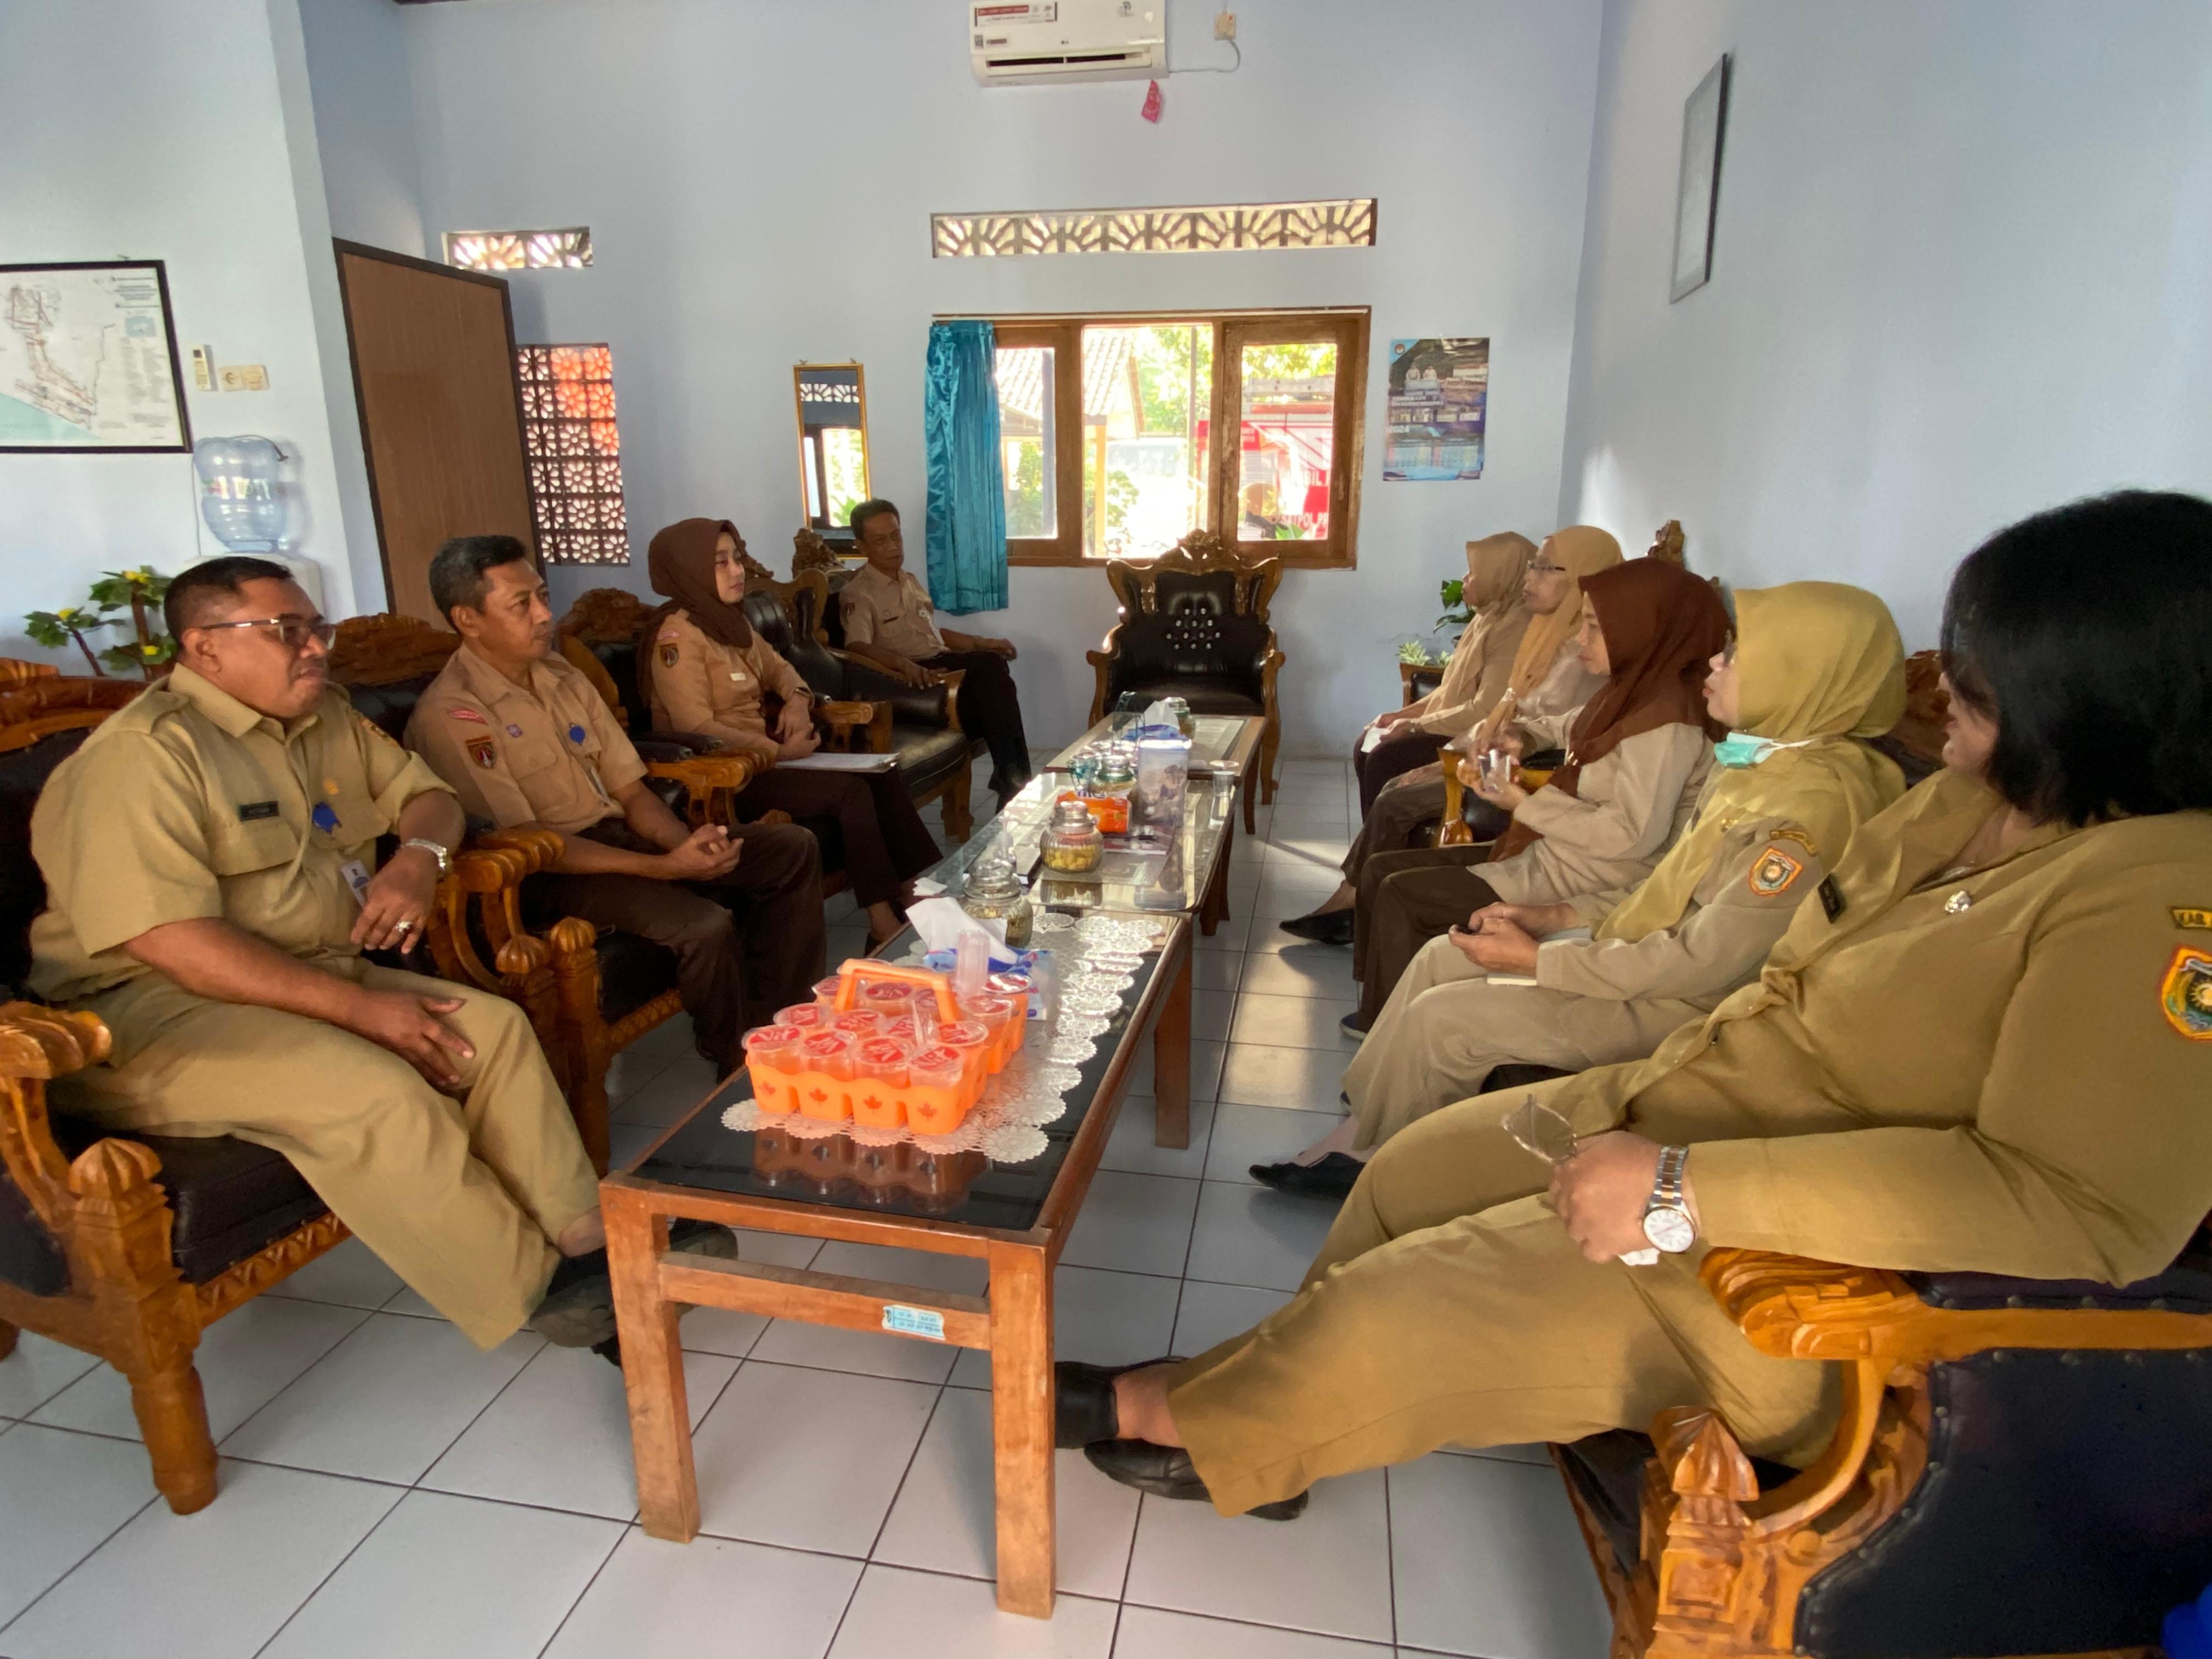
left=1058, top=1171, right=1201, bottom=1278
left=1261, top=834, right=1351, bottom=869
left=0, top=1459, right=400, bottom=1659
left=604, top=1045, right=675, bottom=1106
left=1124, top=1466, right=1392, bottom=1644
left=262, top=1234, right=408, bottom=1312
left=873, top=1387, right=1141, bottom=1598
left=1194, top=916, right=1252, bottom=953
left=543, top=1529, right=860, bottom=1659
left=627, top=1011, right=700, bottom=1058
left=1190, top=951, right=1244, bottom=992
left=1184, top=1181, right=1337, bottom=1293
left=1229, top=992, right=1361, bottom=1052
left=950, top=1263, right=1183, bottom=1388
left=1387, top=1454, right=1611, bottom=1659
left=259, top=1488, right=622, bottom=1659
left=1101, top=1093, right=1215, bottom=1181
left=1123, top=1039, right=1226, bottom=1103
left=1244, top=922, right=1350, bottom=958
left=1192, top=989, right=1234, bottom=1042
left=0, top=1333, right=99, bottom=1418
left=1217, top=1043, right=1350, bottom=1111
left=0, top=1423, right=157, bottom=1626
left=423, top=1344, right=738, bottom=1519
left=748, top=1241, right=989, bottom=1384
left=613, top=1054, right=723, bottom=1127
left=1237, top=950, right=1358, bottom=1002
left=1167, top=1281, right=1291, bottom=1358
left=33, top=1295, right=370, bottom=1443
left=1267, top=813, right=1353, bottom=840
left=1203, top=1103, right=1346, bottom=1187
left=218, top=1312, right=541, bottom=1483
left=690, top=1361, right=936, bottom=1555
left=830, top=1564, right=1118, bottom=1659
left=1113, top=1604, right=1392, bottom=1659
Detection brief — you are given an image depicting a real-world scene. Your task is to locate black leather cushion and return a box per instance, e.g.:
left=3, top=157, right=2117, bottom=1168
left=0, top=726, right=93, bottom=991
left=0, top=1166, right=66, bottom=1297
left=588, top=641, right=644, bottom=732
left=1481, top=1063, right=1575, bottom=1094
left=46, top=1115, right=329, bottom=1286
left=1105, top=612, right=1271, bottom=705
left=889, top=724, right=974, bottom=794
left=343, top=674, right=438, bottom=745
left=1906, top=1247, right=2212, bottom=1315
left=1110, top=678, right=1265, bottom=718
left=1408, top=667, right=1444, bottom=701
left=595, top=929, right=680, bottom=1028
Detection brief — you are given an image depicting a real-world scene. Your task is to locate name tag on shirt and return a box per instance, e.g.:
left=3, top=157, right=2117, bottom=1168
left=340, top=860, right=373, bottom=906
left=238, top=800, right=281, bottom=822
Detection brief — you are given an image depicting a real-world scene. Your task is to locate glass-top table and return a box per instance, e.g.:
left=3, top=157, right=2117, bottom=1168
left=1046, top=712, right=1267, bottom=834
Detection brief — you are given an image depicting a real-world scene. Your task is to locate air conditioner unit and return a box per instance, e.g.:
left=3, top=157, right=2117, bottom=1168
left=970, top=0, right=1165, bottom=86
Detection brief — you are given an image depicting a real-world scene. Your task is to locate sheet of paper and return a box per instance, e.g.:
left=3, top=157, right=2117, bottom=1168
left=776, top=751, right=901, bottom=772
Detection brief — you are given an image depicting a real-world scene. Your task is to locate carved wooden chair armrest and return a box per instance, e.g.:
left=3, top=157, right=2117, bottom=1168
left=643, top=750, right=768, bottom=826
left=1085, top=630, right=1125, bottom=726
left=420, top=828, right=567, bottom=1064
left=814, top=699, right=878, bottom=753
left=0, top=1003, right=112, bottom=1251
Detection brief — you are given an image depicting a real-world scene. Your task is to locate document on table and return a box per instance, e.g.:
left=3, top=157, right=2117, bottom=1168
left=777, top=752, right=900, bottom=772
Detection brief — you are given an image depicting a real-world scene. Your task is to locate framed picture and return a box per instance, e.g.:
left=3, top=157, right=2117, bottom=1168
left=1670, top=54, right=1731, bottom=302
left=1384, top=336, right=1488, bottom=481
left=0, top=260, right=193, bottom=452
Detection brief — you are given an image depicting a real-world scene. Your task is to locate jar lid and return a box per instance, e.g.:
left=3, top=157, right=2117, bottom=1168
left=966, top=851, right=1024, bottom=902
left=1049, top=798, right=1099, bottom=832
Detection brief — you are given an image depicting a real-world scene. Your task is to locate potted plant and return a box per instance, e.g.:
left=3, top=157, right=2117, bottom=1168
left=24, top=568, right=177, bottom=679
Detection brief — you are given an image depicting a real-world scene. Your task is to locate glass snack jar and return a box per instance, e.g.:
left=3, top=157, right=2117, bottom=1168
left=1041, top=797, right=1105, bottom=873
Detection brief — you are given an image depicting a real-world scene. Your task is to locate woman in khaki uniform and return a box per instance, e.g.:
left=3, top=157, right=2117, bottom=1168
left=1284, top=527, right=1617, bottom=944
left=1259, top=582, right=1908, bottom=1195
left=1053, top=490, right=2212, bottom=1521
left=1348, top=557, right=1731, bottom=1026
left=639, top=518, right=938, bottom=946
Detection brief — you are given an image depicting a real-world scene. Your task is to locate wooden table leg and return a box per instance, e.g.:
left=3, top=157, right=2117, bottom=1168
left=1153, top=936, right=1191, bottom=1150
left=1243, top=752, right=1259, bottom=834
left=988, top=1242, right=1056, bottom=1618
left=607, top=1195, right=699, bottom=1541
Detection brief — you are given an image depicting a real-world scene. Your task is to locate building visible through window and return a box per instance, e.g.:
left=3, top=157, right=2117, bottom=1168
left=445, top=228, right=593, bottom=271
left=516, top=345, right=629, bottom=565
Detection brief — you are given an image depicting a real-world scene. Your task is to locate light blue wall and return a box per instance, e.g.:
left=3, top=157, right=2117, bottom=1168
left=1558, top=0, right=2212, bottom=644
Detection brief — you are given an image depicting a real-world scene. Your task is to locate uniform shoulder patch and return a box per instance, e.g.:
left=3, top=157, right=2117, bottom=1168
left=2161, top=946, right=2212, bottom=1041
left=355, top=712, right=401, bottom=748
left=466, top=737, right=499, bottom=771
left=657, top=623, right=685, bottom=642
left=450, top=706, right=488, bottom=725
left=2174, top=907, right=2212, bottom=931
left=1768, top=825, right=1820, bottom=860
left=1747, top=845, right=1807, bottom=898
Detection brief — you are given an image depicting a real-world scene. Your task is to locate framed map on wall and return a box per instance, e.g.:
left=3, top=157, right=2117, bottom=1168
left=1, top=261, right=193, bottom=452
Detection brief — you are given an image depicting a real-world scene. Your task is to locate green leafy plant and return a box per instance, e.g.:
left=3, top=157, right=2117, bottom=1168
left=1397, top=637, right=1444, bottom=665
left=1436, top=575, right=1474, bottom=633
left=24, top=567, right=176, bottom=679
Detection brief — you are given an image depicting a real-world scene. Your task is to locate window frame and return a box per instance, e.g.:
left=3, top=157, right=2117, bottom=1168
left=963, top=306, right=1369, bottom=571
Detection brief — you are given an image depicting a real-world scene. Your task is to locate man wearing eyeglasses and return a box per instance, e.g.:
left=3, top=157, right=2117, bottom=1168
left=25, top=557, right=630, bottom=1355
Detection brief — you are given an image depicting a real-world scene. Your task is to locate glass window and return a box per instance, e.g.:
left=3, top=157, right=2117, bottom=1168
left=995, top=345, right=1057, bottom=538
left=1081, top=323, right=1212, bottom=561
left=1237, top=341, right=1336, bottom=545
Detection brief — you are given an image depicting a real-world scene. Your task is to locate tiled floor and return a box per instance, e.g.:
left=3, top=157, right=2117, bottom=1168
left=0, top=756, right=1610, bottom=1659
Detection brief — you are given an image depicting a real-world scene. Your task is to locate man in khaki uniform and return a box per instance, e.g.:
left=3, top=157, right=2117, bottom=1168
left=29, top=558, right=607, bottom=1351
left=405, top=536, right=823, bottom=1069
left=838, top=498, right=1032, bottom=805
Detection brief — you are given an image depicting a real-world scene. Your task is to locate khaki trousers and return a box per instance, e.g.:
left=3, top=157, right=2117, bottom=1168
left=1342, top=933, right=1706, bottom=1150
left=1166, top=1092, right=1837, bottom=1515
left=58, top=959, right=602, bottom=1350
left=1353, top=858, right=1498, bottom=1025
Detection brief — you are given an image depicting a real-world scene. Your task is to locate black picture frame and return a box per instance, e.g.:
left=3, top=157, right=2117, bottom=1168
left=1669, top=54, right=1731, bottom=303
left=0, top=259, right=194, bottom=453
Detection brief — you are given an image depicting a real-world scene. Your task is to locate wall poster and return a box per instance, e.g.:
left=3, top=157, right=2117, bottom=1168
left=1384, top=336, right=1487, bottom=481
left=0, top=261, right=193, bottom=452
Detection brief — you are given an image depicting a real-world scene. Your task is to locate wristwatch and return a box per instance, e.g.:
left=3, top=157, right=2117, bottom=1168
left=400, top=837, right=453, bottom=878
left=1641, top=1145, right=1697, bottom=1254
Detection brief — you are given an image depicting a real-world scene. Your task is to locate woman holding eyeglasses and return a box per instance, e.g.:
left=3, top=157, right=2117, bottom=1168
left=1282, top=527, right=1621, bottom=945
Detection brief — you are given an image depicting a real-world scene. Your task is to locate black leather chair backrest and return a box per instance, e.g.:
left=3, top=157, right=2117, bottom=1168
left=1108, top=611, right=1269, bottom=702
left=822, top=569, right=855, bottom=649
left=343, top=674, right=441, bottom=747
left=0, top=727, right=94, bottom=992
left=743, top=590, right=847, bottom=701
left=589, top=641, right=644, bottom=732
left=1154, top=568, right=1243, bottom=619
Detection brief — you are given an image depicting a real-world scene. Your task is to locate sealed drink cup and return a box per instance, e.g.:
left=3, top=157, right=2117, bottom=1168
left=777, top=1003, right=827, bottom=1032
left=963, top=994, right=1019, bottom=1070
left=832, top=1008, right=883, bottom=1039
left=861, top=980, right=916, bottom=1013
left=851, top=1037, right=915, bottom=1128
left=906, top=1045, right=970, bottom=1134
left=812, top=976, right=845, bottom=1006
left=797, top=1031, right=855, bottom=1121
left=936, top=1020, right=991, bottom=1087
left=743, top=1024, right=803, bottom=1114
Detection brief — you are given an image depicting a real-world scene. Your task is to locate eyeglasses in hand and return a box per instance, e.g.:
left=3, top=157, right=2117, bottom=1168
left=1506, top=1094, right=1660, bottom=1266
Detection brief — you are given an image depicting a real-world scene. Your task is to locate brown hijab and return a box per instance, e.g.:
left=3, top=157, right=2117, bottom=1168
left=1491, top=558, right=1731, bottom=859
left=637, top=517, right=753, bottom=714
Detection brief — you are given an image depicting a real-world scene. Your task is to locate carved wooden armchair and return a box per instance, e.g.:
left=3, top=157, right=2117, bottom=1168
left=1558, top=1244, right=2212, bottom=1658
left=1088, top=531, right=1285, bottom=807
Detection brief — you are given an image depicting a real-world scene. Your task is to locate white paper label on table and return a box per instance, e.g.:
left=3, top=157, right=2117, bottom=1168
left=883, top=1305, right=946, bottom=1341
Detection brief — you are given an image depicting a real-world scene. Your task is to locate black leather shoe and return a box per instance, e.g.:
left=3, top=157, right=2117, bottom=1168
left=1248, top=1152, right=1364, bottom=1198
left=1054, top=1357, right=1181, bottom=1448
left=1084, top=1440, right=1308, bottom=1520
left=1277, top=910, right=1355, bottom=945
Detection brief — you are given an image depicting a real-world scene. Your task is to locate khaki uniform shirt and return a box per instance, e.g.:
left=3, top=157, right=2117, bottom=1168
left=407, top=645, right=645, bottom=835
left=646, top=611, right=810, bottom=760
left=1481, top=723, right=1714, bottom=907
left=1537, top=809, right=1829, bottom=1009
left=1556, top=770, right=2212, bottom=1287
left=27, top=665, right=455, bottom=1004
left=840, top=563, right=947, bottom=660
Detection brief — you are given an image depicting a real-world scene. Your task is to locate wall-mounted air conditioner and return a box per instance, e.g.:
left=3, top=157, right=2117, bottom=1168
left=970, top=0, right=1165, bottom=86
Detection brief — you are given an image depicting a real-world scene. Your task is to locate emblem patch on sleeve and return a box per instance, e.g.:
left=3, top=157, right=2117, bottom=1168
left=2174, top=907, right=2212, bottom=931
left=659, top=643, right=679, bottom=667
left=466, top=738, right=499, bottom=771
left=450, top=707, right=487, bottom=725
left=1747, top=847, right=1806, bottom=898
left=2160, top=946, right=2212, bottom=1041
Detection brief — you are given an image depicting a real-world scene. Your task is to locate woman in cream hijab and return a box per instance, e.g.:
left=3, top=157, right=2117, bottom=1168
left=1284, top=527, right=1620, bottom=944
left=1256, top=580, right=1908, bottom=1196
left=1355, top=532, right=1534, bottom=812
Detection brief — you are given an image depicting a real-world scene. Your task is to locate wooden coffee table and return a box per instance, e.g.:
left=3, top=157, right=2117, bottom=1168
left=601, top=911, right=1193, bottom=1620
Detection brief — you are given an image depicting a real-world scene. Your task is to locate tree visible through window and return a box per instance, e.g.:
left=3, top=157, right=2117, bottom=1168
left=516, top=346, right=630, bottom=565
left=977, top=309, right=1367, bottom=569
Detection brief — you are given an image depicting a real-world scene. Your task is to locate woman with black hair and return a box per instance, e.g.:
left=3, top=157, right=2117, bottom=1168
left=1053, top=491, right=2212, bottom=1521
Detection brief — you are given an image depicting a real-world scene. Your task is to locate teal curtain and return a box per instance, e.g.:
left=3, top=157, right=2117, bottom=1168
left=924, top=320, right=1008, bottom=614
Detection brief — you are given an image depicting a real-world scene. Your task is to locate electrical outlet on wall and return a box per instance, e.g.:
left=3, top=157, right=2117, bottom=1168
left=219, top=364, right=269, bottom=392
left=1214, top=9, right=1236, bottom=39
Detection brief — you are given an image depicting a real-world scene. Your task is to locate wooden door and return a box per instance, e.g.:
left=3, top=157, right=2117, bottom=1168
left=334, top=240, right=535, bottom=623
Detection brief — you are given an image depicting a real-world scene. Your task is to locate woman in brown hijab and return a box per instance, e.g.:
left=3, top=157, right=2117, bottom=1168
left=1346, top=556, right=1730, bottom=1032
left=639, top=518, right=939, bottom=946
